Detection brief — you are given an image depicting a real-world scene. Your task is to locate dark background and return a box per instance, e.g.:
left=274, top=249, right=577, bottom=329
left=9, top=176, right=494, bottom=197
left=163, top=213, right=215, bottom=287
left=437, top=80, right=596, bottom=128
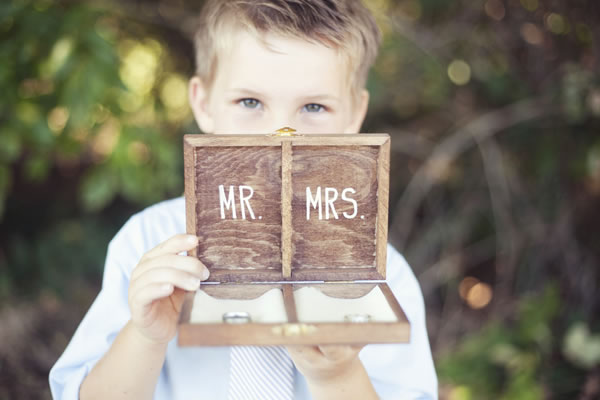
left=1, top=0, right=599, bottom=398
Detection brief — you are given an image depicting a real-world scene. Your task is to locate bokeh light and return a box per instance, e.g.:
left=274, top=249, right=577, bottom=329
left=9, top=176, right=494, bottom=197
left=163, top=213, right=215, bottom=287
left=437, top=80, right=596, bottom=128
left=119, top=41, right=160, bottom=95
left=447, top=60, right=471, bottom=86
left=545, top=13, right=569, bottom=35
left=160, top=74, right=188, bottom=110
left=448, top=385, right=473, bottom=400
left=459, top=277, right=493, bottom=309
left=91, top=118, right=120, bottom=160
left=47, top=106, right=70, bottom=134
left=127, top=141, right=151, bottom=165
left=520, top=23, right=544, bottom=46
left=484, top=0, right=505, bottom=21
left=520, top=0, right=539, bottom=12
left=575, top=23, right=593, bottom=44
left=40, top=37, right=73, bottom=78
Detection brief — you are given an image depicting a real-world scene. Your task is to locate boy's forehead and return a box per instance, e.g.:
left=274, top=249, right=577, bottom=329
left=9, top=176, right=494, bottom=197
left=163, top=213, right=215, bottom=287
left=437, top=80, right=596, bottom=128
left=214, top=30, right=351, bottom=97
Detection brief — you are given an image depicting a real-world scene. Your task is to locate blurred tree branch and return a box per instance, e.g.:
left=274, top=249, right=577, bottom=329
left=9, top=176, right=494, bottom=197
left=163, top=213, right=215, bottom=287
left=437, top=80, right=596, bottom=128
left=391, top=97, right=551, bottom=250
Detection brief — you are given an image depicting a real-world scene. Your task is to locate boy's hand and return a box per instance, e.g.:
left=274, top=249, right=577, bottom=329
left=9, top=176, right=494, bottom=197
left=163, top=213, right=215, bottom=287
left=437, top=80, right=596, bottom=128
left=287, top=345, right=378, bottom=399
left=128, top=234, right=209, bottom=345
left=287, top=345, right=363, bottom=382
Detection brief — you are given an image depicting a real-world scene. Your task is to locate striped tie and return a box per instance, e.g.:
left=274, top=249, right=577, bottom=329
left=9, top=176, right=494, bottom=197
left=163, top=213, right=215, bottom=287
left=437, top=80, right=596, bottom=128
left=228, top=346, right=295, bottom=400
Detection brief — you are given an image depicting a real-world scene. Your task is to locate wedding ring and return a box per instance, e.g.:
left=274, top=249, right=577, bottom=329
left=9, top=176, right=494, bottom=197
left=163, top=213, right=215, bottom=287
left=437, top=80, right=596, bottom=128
left=222, top=311, right=252, bottom=324
left=344, top=314, right=372, bottom=323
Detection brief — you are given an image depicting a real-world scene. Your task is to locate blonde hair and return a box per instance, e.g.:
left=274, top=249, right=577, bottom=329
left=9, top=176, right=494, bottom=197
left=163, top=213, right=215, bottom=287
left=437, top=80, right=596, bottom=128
left=193, top=0, right=381, bottom=96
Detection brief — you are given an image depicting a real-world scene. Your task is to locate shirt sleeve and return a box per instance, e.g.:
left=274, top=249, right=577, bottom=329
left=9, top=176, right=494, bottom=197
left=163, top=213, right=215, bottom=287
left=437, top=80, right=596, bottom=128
left=359, top=244, right=438, bottom=399
left=48, top=215, right=145, bottom=399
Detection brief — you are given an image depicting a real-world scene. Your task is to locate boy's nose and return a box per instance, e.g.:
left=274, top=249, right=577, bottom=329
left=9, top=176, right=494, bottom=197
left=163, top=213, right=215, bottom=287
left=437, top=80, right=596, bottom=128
left=270, top=119, right=294, bottom=133
left=267, top=110, right=297, bottom=133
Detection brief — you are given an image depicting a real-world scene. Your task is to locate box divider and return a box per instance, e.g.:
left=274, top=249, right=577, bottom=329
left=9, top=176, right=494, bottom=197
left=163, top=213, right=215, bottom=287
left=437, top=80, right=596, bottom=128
left=281, top=141, right=293, bottom=278
left=282, top=284, right=298, bottom=323
left=178, top=291, right=195, bottom=324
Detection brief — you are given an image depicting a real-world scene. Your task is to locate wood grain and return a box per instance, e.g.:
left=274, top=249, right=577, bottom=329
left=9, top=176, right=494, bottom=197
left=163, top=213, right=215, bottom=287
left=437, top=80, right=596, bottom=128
left=179, top=134, right=411, bottom=346
left=282, top=284, right=298, bottom=323
left=206, top=269, right=284, bottom=283
left=292, top=283, right=377, bottom=298
left=178, top=322, right=409, bottom=346
left=184, top=140, right=198, bottom=257
left=193, top=146, right=282, bottom=279
left=379, top=283, right=409, bottom=324
left=291, top=146, right=379, bottom=273
left=291, top=268, right=383, bottom=282
left=376, top=138, right=390, bottom=278
left=183, top=134, right=391, bottom=283
left=178, top=290, right=195, bottom=324
left=178, top=282, right=410, bottom=346
left=184, top=134, right=390, bottom=147
left=200, top=284, right=281, bottom=299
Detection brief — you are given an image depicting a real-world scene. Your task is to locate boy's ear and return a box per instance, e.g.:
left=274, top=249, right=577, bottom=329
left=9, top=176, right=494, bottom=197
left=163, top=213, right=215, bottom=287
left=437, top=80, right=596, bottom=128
left=189, top=76, right=215, bottom=134
left=344, top=89, right=370, bottom=133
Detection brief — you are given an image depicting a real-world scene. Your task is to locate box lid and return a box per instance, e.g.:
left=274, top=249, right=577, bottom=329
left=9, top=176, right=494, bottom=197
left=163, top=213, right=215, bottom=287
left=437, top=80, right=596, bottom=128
left=183, top=132, right=390, bottom=283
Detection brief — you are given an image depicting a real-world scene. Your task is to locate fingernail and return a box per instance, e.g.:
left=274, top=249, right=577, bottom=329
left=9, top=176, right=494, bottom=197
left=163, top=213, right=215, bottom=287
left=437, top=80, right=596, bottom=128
left=187, top=235, right=198, bottom=245
left=202, top=268, right=210, bottom=280
left=162, top=283, right=173, bottom=293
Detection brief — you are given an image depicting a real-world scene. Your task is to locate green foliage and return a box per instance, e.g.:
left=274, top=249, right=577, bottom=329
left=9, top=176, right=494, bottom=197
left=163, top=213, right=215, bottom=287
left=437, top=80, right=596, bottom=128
left=438, top=285, right=593, bottom=398
left=0, top=216, right=116, bottom=299
left=563, top=322, right=600, bottom=369
left=0, top=0, right=196, bottom=306
left=0, top=0, right=191, bottom=219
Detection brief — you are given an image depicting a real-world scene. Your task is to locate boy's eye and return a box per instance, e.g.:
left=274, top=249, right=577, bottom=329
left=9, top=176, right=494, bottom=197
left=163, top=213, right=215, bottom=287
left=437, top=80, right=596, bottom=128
left=303, top=103, right=325, bottom=113
left=239, top=98, right=261, bottom=109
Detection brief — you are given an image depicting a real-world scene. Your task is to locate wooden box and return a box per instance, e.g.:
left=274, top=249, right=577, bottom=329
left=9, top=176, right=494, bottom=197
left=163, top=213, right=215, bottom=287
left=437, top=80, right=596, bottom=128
left=177, top=132, right=410, bottom=346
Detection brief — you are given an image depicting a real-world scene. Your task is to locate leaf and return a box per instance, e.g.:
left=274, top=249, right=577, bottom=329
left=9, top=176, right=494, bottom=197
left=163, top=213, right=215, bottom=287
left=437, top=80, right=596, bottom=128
left=563, top=322, right=600, bottom=369
left=79, top=166, right=117, bottom=212
left=23, top=154, right=50, bottom=181
left=0, top=128, right=22, bottom=162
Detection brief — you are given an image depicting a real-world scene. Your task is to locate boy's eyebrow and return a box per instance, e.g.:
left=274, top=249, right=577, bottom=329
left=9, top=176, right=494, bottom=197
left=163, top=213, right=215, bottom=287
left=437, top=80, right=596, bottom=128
left=299, top=94, right=341, bottom=104
left=227, top=88, right=341, bottom=104
left=227, top=88, right=265, bottom=98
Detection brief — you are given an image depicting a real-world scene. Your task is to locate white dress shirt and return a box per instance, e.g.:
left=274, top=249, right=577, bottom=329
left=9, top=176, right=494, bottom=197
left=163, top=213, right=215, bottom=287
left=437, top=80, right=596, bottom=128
left=49, top=197, right=438, bottom=399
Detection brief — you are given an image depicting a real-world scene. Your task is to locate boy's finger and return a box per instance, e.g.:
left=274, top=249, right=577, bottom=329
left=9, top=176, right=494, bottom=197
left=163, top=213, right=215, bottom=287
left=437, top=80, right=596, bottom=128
left=287, top=346, right=323, bottom=364
left=130, top=282, right=175, bottom=311
left=142, top=234, right=198, bottom=261
left=132, top=254, right=209, bottom=281
left=317, top=345, right=360, bottom=361
left=129, top=267, right=201, bottom=302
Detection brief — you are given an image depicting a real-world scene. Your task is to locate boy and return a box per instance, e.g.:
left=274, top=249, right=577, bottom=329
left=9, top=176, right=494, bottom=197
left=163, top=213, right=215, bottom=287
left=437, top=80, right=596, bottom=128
left=49, top=0, right=438, bottom=399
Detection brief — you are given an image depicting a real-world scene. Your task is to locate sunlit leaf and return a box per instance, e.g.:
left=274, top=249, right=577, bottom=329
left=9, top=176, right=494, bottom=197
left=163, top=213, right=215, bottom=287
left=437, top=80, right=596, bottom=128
left=79, top=166, right=117, bottom=211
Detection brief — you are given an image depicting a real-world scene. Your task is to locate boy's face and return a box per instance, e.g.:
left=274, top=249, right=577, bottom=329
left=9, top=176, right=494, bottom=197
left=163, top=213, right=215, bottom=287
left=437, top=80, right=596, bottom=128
left=189, top=31, right=369, bottom=134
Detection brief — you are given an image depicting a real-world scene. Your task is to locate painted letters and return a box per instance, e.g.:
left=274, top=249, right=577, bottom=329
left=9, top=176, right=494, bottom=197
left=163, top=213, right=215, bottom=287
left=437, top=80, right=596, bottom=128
left=219, top=185, right=237, bottom=219
left=219, top=185, right=256, bottom=220
left=325, top=187, right=339, bottom=220
left=305, top=187, right=358, bottom=220
left=218, top=185, right=359, bottom=221
left=306, top=186, right=323, bottom=220
left=341, top=188, right=358, bottom=219
left=239, top=185, right=256, bottom=220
